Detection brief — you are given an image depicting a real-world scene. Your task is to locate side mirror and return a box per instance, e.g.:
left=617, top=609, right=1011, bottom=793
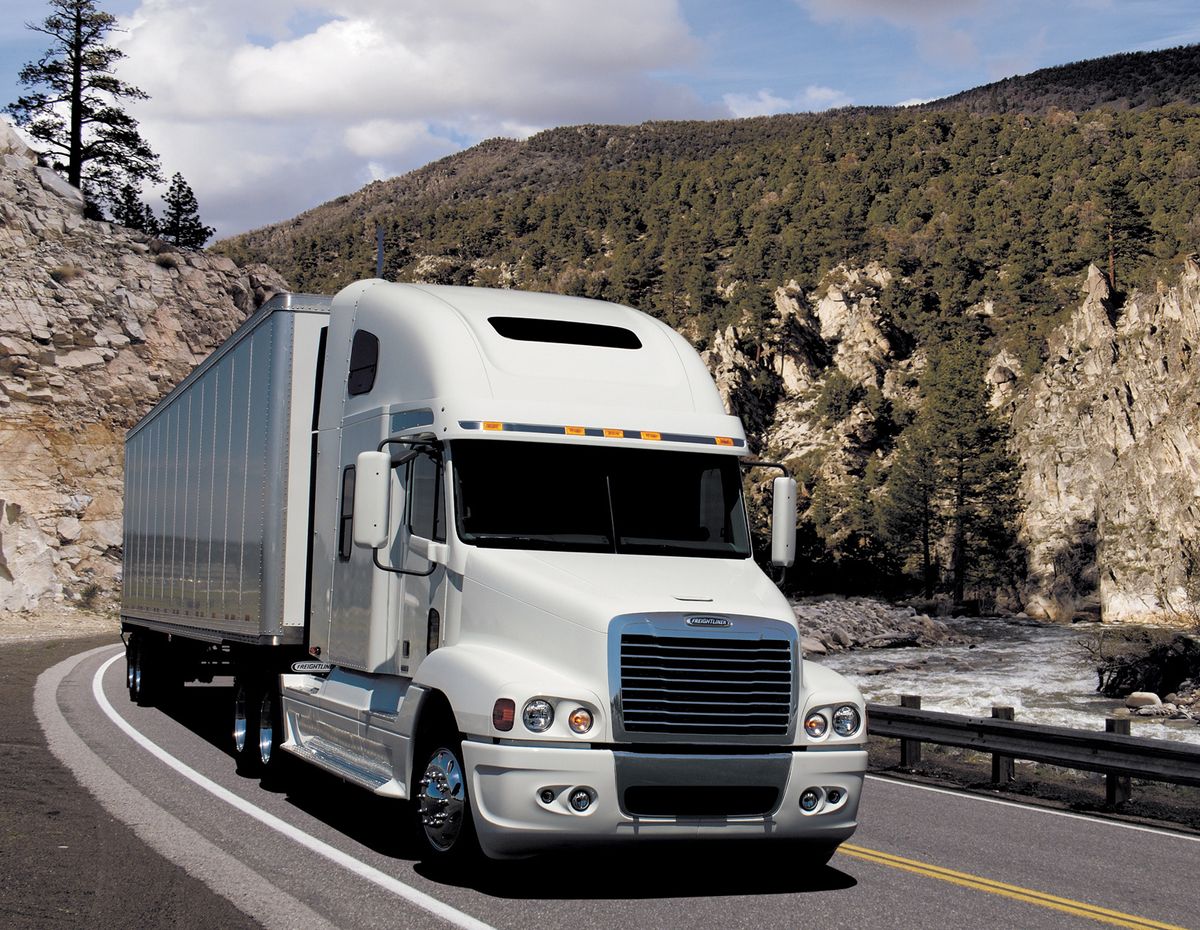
left=353, top=450, right=392, bottom=549
left=771, top=476, right=797, bottom=568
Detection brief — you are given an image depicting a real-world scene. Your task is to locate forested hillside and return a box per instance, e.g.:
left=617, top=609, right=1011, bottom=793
left=926, top=43, right=1200, bottom=114
left=222, top=104, right=1200, bottom=374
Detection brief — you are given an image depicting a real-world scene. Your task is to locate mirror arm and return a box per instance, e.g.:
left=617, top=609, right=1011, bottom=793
left=740, top=459, right=791, bottom=477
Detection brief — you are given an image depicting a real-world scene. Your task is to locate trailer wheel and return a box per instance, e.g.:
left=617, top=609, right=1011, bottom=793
left=232, top=675, right=262, bottom=775
left=257, top=682, right=282, bottom=772
left=413, top=736, right=478, bottom=862
left=134, top=636, right=158, bottom=707
left=126, top=636, right=142, bottom=703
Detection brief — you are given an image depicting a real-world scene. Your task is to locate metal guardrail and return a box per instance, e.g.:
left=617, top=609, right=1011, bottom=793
left=866, top=697, right=1200, bottom=804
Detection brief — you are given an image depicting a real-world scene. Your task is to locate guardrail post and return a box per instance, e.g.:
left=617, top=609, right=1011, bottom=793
left=899, top=695, right=922, bottom=768
left=1105, top=718, right=1132, bottom=805
left=991, top=706, right=1015, bottom=785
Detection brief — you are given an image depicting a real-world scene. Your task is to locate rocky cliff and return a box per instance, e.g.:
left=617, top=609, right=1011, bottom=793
left=702, top=257, right=1200, bottom=624
left=1016, top=261, right=1200, bottom=623
left=0, top=123, right=286, bottom=612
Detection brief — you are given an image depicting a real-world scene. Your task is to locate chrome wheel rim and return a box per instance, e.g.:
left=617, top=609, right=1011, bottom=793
left=126, top=651, right=135, bottom=691
left=418, top=749, right=465, bottom=851
left=233, top=684, right=248, bottom=754
left=258, top=692, right=274, bottom=765
left=132, top=649, right=142, bottom=695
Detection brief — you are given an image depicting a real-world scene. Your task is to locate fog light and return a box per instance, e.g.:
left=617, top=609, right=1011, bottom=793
left=523, top=699, right=554, bottom=732
left=800, top=788, right=821, bottom=812
left=832, top=704, right=861, bottom=737
left=568, top=707, right=593, bottom=734
left=569, top=789, right=592, bottom=812
left=539, top=789, right=555, bottom=804
left=492, top=698, right=515, bottom=731
left=827, top=789, right=842, bottom=804
left=804, top=712, right=828, bottom=738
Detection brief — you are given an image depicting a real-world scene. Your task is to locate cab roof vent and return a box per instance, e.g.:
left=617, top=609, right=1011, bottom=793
left=488, top=316, right=642, bottom=350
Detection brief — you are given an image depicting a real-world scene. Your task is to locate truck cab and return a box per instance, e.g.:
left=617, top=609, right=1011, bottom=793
left=280, top=281, right=866, bottom=859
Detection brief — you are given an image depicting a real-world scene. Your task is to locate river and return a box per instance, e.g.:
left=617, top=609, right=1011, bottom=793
left=818, top=615, right=1200, bottom=746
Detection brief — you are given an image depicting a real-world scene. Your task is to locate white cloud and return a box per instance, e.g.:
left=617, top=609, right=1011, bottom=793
left=105, top=0, right=708, bottom=236
left=723, top=85, right=851, bottom=118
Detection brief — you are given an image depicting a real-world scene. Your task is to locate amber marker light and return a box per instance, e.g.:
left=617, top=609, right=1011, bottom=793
left=483, top=421, right=504, bottom=431
left=568, top=708, right=594, bottom=734
left=640, top=431, right=661, bottom=441
left=493, top=698, right=515, bottom=731
left=565, top=426, right=586, bottom=436
left=603, top=428, right=624, bottom=438
left=715, top=436, right=735, bottom=446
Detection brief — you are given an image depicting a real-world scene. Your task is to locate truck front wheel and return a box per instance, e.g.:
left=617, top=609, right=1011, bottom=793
left=413, top=738, right=478, bottom=861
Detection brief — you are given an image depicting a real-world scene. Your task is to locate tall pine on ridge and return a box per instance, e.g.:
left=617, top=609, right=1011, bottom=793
left=5, top=0, right=160, bottom=214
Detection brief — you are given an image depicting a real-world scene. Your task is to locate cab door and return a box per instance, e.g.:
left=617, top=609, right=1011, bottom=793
left=398, top=448, right=447, bottom=675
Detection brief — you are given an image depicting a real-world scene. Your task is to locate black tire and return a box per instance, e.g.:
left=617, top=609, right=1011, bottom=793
left=126, top=635, right=142, bottom=703
left=232, top=674, right=263, bottom=775
left=134, top=635, right=157, bottom=707
left=412, top=733, right=479, bottom=862
left=256, top=677, right=286, bottom=785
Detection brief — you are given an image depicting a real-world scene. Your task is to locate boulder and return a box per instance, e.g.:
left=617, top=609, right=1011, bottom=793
left=1125, top=691, right=1162, bottom=708
left=0, top=121, right=35, bottom=162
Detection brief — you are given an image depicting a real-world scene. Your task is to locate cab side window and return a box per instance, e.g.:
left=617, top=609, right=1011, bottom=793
left=407, top=452, right=444, bottom=542
left=347, top=330, right=379, bottom=396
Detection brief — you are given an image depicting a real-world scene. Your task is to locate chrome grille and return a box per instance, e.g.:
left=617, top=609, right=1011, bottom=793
left=618, top=631, right=794, bottom=737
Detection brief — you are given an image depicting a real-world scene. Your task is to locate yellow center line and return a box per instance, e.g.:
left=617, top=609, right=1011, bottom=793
left=838, top=843, right=1191, bottom=930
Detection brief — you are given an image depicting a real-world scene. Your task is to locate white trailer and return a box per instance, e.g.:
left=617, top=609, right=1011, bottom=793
left=122, top=281, right=867, bottom=861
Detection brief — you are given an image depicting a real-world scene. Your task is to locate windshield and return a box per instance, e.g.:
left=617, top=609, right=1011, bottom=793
left=451, top=439, right=751, bottom=558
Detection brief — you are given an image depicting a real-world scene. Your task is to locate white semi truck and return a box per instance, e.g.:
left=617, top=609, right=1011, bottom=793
left=121, top=281, right=867, bottom=861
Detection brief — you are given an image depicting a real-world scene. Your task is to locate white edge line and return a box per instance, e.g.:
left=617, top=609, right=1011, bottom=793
left=86, top=650, right=498, bottom=930
left=35, top=645, right=338, bottom=930
left=865, top=773, right=1200, bottom=844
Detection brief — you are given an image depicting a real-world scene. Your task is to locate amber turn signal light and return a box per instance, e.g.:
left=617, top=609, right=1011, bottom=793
left=493, top=698, right=515, bottom=731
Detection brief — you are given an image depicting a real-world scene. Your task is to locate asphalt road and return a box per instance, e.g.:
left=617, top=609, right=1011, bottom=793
left=9, top=638, right=1200, bottom=930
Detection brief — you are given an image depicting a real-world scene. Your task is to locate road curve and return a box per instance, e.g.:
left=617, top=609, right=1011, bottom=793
left=30, top=644, right=1200, bottom=930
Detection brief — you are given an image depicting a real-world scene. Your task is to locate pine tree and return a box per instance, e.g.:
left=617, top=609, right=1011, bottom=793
left=922, top=335, right=1020, bottom=604
left=111, top=181, right=157, bottom=234
left=5, top=0, right=160, bottom=212
left=160, top=173, right=215, bottom=248
left=878, top=423, right=941, bottom=597
left=1095, top=174, right=1152, bottom=292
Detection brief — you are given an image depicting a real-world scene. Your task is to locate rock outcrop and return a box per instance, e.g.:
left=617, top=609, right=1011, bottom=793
left=0, top=122, right=287, bottom=612
left=1015, top=261, right=1200, bottom=622
left=791, top=596, right=970, bottom=655
left=704, top=252, right=1200, bottom=625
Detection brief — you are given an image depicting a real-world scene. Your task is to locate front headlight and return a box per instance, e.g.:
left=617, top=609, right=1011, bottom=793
left=832, top=704, right=861, bottom=737
left=804, top=712, right=828, bottom=738
left=522, top=698, right=554, bottom=732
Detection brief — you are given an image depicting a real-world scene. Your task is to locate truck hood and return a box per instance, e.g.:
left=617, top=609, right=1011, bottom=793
left=462, top=547, right=795, bottom=634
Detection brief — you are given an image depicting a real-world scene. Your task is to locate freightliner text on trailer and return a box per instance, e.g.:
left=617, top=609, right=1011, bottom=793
left=121, top=281, right=867, bottom=861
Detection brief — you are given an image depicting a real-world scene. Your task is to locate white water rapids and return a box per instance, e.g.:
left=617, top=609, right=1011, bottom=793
left=818, top=616, right=1200, bottom=746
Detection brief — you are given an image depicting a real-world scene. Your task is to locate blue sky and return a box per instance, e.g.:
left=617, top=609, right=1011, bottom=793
left=2, top=0, right=1198, bottom=237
